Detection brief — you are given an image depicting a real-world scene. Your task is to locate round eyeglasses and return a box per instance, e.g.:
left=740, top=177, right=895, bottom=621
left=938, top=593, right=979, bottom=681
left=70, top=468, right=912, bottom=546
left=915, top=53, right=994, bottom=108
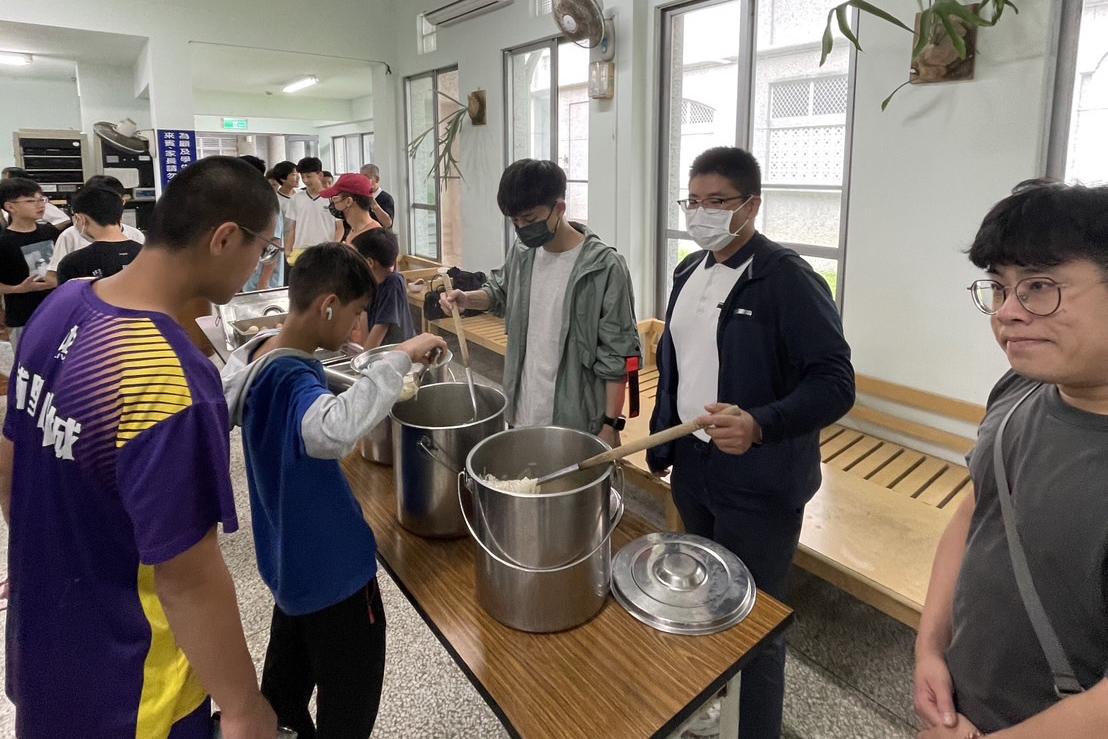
left=968, top=277, right=1093, bottom=317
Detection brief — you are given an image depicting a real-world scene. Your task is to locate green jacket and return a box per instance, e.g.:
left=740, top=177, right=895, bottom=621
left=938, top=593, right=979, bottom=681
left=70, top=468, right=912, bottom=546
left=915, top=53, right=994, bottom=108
left=481, top=223, right=641, bottom=433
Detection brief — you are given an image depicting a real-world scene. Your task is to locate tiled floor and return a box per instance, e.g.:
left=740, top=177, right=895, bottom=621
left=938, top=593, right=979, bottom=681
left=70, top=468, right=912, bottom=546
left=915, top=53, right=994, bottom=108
left=0, top=340, right=919, bottom=739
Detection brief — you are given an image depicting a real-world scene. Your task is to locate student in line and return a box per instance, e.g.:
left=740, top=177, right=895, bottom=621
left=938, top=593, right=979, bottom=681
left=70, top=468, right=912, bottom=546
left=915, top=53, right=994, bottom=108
left=440, top=159, right=640, bottom=445
left=352, top=228, right=416, bottom=349
left=2, top=167, right=70, bottom=230
left=222, top=243, right=446, bottom=739
left=285, top=157, right=339, bottom=267
left=1, top=155, right=282, bottom=739
left=321, top=173, right=380, bottom=247
left=55, top=185, right=142, bottom=284
left=647, top=147, right=854, bottom=739
left=45, top=175, right=145, bottom=288
left=0, top=177, right=56, bottom=351
left=358, top=164, right=394, bottom=228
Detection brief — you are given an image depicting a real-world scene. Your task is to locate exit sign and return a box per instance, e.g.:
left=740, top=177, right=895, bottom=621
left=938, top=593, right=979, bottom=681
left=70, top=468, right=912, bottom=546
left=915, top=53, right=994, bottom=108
left=222, top=118, right=248, bottom=130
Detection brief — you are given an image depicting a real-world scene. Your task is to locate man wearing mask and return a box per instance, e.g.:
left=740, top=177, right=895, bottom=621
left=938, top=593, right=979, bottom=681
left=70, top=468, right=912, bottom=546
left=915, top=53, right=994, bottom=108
left=439, top=159, right=639, bottom=446
left=647, top=147, right=854, bottom=739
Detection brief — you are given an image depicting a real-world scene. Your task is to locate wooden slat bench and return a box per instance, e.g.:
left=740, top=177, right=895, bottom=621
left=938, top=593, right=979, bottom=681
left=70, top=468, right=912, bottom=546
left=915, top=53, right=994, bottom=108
left=419, top=311, right=987, bottom=628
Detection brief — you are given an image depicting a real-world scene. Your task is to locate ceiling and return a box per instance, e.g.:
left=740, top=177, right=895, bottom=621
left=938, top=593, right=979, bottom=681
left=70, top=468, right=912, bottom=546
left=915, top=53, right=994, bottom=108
left=189, top=43, right=375, bottom=100
left=0, top=21, right=146, bottom=72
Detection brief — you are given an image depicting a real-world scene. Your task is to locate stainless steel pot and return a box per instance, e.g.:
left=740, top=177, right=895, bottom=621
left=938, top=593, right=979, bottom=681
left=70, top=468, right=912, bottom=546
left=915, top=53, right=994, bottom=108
left=391, top=383, right=506, bottom=537
left=461, top=427, right=625, bottom=633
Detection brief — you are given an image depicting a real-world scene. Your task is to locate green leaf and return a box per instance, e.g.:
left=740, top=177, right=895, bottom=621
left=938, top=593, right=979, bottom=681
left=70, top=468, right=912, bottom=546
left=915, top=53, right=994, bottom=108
left=936, top=1, right=990, bottom=27
left=849, top=0, right=914, bottom=33
left=836, top=6, right=861, bottom=52
left=880, top=80, right=913, bottom=111
left=939, top=12, right=967, bottom=59
left=911, top=9, right=931, bottom=61
left=820, top=7, right=837, bottom=66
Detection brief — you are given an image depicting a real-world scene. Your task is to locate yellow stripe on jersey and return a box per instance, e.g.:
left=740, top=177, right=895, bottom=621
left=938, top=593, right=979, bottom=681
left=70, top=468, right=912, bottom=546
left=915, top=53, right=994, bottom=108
left=113, top=319, right=194, bottom=448
left=135, top=565, right=208, bottom=739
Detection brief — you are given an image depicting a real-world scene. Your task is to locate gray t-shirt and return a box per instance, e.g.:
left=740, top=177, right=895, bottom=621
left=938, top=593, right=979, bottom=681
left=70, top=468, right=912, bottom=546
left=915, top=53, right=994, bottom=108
left=513, top=243, right=582, bottom=427
left=947, top=371, right=1108, bottom=732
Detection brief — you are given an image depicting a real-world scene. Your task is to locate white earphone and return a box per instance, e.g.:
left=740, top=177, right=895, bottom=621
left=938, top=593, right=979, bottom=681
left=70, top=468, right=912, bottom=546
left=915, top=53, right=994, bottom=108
left=326, top=307, right=334, bottom=321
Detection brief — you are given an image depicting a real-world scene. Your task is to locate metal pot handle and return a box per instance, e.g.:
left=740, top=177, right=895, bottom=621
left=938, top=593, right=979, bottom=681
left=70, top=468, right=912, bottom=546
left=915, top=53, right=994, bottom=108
left=457, top=470, right=625, bottom=574
left=418, top=436, right=462, bottom=475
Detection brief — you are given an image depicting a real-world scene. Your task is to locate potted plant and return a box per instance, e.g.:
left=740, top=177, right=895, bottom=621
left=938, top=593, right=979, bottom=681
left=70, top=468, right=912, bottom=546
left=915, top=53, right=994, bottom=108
left=820, top=0, right=1019, bottom=109
left=406, top=90, right=487, bottom=187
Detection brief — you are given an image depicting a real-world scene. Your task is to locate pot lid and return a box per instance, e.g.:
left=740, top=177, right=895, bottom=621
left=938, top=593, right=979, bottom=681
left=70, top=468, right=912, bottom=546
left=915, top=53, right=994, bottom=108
left=611, top=533, right=756, bottom=636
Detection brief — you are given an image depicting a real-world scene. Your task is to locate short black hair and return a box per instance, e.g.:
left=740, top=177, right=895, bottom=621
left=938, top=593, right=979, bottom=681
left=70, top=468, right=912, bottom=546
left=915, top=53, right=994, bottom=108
left=689, top=147, right=762, bottom=197
left=239, top=155, right=266, bottom=174
left=322, top=170, right=333, bottom=179
left=145, top=156, right=277, bottom=252
left=71, top=186, right=124, bottom=226
left=497, top=159, right=567, bottom=217
left=3, top=167, right=31, bottom=180
left=270, top=161, right=297, bottom=184
left=288, top=242, right=375, bottom=311
left=968, top=182, right=1108, bottom=273
left=84, top=175, right=126, bottom=197
left=352, top=227, right=399, bottom=268
left=297, top=157, right=323, bottom=175
left=0, top=177, right=43, bottom=212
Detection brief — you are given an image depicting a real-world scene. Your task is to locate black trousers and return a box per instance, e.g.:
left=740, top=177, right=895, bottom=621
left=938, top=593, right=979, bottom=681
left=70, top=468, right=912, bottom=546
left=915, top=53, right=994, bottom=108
left=670, top=437, right=804, bottom=739
left=261, top=578, right=387, bottom=739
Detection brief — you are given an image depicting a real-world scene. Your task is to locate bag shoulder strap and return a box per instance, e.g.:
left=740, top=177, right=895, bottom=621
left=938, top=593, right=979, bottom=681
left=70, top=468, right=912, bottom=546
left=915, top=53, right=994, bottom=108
left=993, top=383, right=1084, bottom=697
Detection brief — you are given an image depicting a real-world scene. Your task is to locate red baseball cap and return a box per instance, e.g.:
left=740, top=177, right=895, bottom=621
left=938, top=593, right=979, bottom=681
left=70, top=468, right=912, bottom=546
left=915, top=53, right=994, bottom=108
left=320, top=173, right=374, bottom=199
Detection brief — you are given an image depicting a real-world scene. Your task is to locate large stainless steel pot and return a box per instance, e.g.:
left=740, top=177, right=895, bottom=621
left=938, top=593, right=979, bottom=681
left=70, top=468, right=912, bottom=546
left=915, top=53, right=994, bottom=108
left=351, top=344, right=456, bottom=465
left=461, top=427, right=625, bottom=633
left=391, top=383, right=506, bottom=537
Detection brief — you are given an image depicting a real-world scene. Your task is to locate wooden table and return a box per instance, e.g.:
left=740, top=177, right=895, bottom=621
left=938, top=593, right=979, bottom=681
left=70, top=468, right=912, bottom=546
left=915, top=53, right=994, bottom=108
left=342, top=455, right=794, bottom=739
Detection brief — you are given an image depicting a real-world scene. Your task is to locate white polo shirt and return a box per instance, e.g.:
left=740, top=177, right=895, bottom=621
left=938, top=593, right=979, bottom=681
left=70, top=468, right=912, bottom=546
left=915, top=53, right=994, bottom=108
left=669, top=252, right=753, bottom=442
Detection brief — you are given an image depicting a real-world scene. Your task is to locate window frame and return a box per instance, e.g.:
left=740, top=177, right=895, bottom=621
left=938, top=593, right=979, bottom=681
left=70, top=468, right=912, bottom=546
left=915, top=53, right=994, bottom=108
left=1045, top=0, right=1097, bottom=180
left=405, top=66, right=460, bottom=261
left=653, top=0, right=857, bottom=313
left=502, top=36, right=591, bottom=251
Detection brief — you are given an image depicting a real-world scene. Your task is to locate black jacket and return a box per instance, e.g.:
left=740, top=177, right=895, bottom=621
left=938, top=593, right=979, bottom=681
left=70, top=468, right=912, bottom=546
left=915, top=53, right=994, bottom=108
left=646, top=233, right=855, bottom=510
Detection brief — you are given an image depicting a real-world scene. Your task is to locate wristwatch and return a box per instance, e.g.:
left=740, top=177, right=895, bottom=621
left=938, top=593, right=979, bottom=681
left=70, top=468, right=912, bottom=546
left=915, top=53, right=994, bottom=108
left=602, top=415, right=626, bottom=431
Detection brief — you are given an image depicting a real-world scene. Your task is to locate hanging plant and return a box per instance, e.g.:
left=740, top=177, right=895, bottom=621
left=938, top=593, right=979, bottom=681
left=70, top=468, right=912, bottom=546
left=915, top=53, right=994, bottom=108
left=406, top=91, right=469, bottom=188
left=820, top=0, right=1019, bottom=109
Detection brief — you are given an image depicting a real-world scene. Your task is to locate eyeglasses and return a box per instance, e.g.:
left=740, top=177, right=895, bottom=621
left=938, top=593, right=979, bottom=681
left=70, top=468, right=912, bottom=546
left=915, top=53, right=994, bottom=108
left=10, top=197, right=47, bottom=206
left=967, top=276, right=1108, bottom=317
left=237, top=225, right=283, bottom=263
left=677, top=196, right=750, bottom=214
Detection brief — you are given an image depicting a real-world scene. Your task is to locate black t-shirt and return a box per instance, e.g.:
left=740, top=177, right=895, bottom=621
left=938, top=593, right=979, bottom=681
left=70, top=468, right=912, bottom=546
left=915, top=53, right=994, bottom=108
left=0, top=224, right=59, bottom=327
left=373, top=189, right=395, bottom=221
left=56, top=239, right=143, bottom=285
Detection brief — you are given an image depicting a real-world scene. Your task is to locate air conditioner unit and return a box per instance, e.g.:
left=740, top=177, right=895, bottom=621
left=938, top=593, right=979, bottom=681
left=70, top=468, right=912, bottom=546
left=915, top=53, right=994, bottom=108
left=425, top=0, right=514, bottom=26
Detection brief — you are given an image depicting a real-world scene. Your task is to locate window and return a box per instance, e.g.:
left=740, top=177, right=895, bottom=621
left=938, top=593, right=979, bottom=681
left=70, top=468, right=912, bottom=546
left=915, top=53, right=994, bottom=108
left=656, top=0, right=854, bottom=308
left=1055, top=0, right=1108, bottom=184
left=505, top=38, right=591, bottom=243
left=418, top=13, right=437, bottom=55
left=197, top=135, right=240, bottom=158
left=286, top=135, right=319, bottom=163
left=331, top=133, right=374, bottom=174
left=405, top=67, right=463, bottom=263
left=534, top=0, right=553, bottom=15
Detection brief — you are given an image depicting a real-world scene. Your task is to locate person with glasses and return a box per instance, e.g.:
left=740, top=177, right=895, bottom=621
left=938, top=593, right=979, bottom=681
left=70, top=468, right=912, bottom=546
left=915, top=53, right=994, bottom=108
left=647, top=147, right=854, bottom=739
left=2, top=167, right=71, bottom=230
left=914, top=182, right=1108, bottom=739
left=0, top=156, right=281, bottom=739
left=0, top=177, right=58, bottom=351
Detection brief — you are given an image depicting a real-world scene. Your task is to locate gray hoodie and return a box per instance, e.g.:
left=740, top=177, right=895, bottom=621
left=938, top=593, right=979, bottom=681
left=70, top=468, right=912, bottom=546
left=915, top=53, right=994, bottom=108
left=222, top=331, right=412, bottom=459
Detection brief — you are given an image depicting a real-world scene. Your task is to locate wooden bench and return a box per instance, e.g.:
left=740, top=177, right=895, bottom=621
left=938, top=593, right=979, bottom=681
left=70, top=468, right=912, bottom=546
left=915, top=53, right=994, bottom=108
left=418, top=311, right=986, bottom=628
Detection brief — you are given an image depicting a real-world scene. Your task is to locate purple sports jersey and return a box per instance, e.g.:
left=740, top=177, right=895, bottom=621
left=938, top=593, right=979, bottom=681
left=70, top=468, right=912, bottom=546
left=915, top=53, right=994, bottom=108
left=3, top=280, right=238, bottom=739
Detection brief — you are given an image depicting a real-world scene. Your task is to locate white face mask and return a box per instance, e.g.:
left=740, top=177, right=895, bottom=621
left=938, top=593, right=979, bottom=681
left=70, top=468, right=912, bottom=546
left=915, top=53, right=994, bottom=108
left=686, top=197, right=753, bottom=252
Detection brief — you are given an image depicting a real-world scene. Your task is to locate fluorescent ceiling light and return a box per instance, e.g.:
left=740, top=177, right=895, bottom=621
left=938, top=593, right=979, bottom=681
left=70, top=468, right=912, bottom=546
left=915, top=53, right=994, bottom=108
left=0, top=53, right=33, bottom=67
left=282, top=76, right=318, bottom=93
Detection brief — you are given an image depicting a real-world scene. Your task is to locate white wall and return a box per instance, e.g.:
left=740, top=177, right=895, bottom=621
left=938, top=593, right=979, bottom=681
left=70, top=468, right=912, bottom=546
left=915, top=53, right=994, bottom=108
left=841, top=0, right=1054, bottom=402
left=0, top=76, right=82, bottom=166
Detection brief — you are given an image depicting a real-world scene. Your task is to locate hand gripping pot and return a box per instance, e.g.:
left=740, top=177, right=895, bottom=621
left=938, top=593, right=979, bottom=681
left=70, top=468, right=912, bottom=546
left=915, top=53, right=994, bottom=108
left=460, top=427, right=625, bottom=633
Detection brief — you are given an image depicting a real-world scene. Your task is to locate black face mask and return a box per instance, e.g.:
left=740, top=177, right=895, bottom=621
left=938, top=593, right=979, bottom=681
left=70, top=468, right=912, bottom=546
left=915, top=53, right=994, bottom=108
left=515, top=210, right=557, bottom=249
left=328, top=202, right=345, bottom=220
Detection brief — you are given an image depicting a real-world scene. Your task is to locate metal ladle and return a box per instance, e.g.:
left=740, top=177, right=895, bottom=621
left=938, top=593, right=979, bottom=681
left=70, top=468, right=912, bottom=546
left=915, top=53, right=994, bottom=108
left=439, top=268, right=479, bottom=421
